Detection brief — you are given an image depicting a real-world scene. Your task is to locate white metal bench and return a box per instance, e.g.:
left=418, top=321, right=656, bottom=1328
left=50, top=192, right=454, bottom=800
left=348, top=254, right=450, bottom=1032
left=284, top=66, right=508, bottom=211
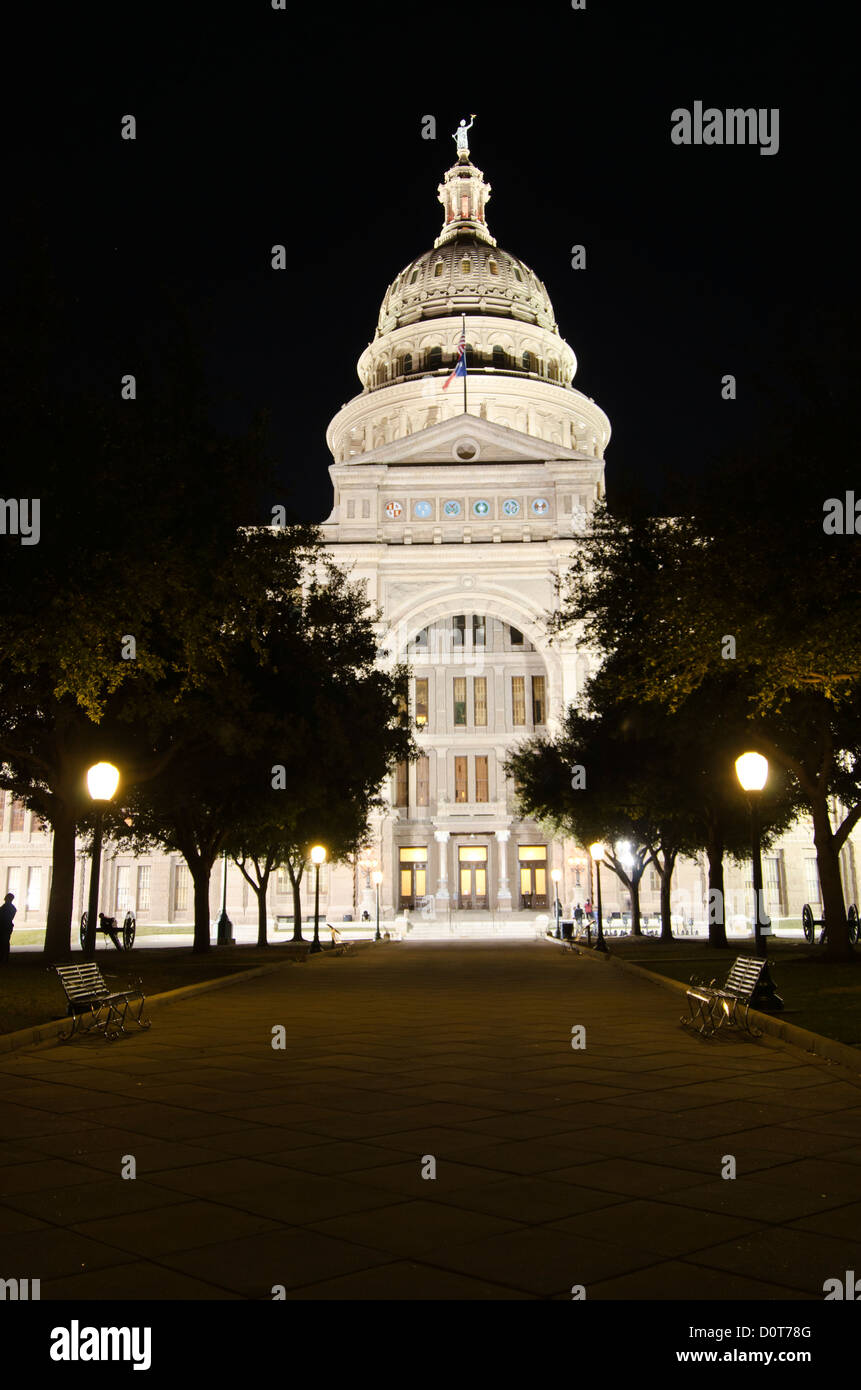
left=681, top=956, right=766, bottom=1038
left=54, top=963, right=151, bottom=1042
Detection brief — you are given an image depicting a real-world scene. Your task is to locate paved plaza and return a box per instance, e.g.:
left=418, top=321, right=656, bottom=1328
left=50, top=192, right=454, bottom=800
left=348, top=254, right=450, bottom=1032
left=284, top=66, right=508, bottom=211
left=2, top=940, right=861, bottom=1300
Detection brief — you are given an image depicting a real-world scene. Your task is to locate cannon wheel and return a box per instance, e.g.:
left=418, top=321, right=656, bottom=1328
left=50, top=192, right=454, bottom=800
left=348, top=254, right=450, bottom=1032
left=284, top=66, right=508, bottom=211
left=849, top=904, right=859, bottom=946
left=123, top=913, right=136, bottom=950
left=801, top=903, right=815, bottom=944
left=79, top=912, right=89, bottom=950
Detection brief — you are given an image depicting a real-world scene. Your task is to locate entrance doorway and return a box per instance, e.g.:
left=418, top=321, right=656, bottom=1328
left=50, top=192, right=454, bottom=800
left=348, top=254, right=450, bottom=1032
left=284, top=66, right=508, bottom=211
left=518, top=845, right=548, bottom=908
left=399, top=847, right=427, bottom=909
left=458, top=845, right=488, bottom=909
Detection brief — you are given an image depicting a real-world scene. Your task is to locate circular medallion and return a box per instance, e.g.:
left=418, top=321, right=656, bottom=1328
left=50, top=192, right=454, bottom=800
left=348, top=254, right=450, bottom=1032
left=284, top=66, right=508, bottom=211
left=502, top=498, right=520, bottom=517
left=531, top=497, right=549, bottom=515
left=443, top=500, right=461, bottom=517
left=413, top=500, right=433, bottom=519
left=473, top=499, right=490, bottom=517
left=384, top=501, right=403, bottom=520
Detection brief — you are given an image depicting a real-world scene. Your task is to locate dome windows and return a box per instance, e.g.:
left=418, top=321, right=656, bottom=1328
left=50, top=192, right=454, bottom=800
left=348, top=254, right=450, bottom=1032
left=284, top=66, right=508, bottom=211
left=488, top=259, right=499, bottom=275
left=403, top=353, right=413, bottom=375
left=410, top=268, right=420, bottom=284
left=513, top=266, right=523, bottom=282
left=428, top=346, right=442, bottom=370
left=492, top=345, right=507, bottom=369
left=434, top=261, right=444, bottom=277
left=461, top=257, right=472, bottom=273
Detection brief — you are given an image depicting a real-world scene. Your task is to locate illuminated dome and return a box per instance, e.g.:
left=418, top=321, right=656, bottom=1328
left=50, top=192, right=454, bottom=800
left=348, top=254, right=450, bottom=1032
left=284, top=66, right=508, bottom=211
left=327, top=133, right=610, bottom=464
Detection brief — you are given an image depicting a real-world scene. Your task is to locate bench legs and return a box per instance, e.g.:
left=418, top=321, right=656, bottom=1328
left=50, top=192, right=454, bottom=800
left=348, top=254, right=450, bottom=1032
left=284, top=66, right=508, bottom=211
left=59, top=993, right=151, bottom=1043
left=681, top=989, right=762, bottom=1040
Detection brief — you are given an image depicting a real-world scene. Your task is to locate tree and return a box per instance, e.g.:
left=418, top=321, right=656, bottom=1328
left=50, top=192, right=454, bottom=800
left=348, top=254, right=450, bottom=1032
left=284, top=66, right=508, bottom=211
left=110, top=544, right=413, bottom=951
left=554, top=488, right=861, bottom=960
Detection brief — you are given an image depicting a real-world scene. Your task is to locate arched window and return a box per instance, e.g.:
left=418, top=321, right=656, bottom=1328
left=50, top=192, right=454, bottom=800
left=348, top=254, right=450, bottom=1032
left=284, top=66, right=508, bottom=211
left=461, top=257, right=471, bottom=273
left=488, top=259, right=499, bottom=276
left=403, top=353, right=412, bottom=375
left=428, top=346, right=442, bottom=370
left=376, top=363, right=387, bottom=386
left=434, top=261, right=444, bottom=277
left=492, top=346, right=506, bottom=369
left=513, top=266, right=523, bottom=282
left=547, top=360, right=558, bottom=381
left=521, top=351, right=532, bottom=371
left=410, top=268, right=419, bottom=284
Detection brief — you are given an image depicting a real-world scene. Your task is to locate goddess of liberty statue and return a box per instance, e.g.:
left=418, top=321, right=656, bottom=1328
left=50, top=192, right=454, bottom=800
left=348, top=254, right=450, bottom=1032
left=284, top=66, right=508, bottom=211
left=453, top=114, right=476, bottom=154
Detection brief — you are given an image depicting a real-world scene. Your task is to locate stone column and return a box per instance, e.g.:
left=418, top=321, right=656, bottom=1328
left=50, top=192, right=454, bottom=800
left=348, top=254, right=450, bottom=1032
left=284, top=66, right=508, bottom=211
left=496, top=829, right=512, bottom=908
left=435, top=830, right=450, bottom=902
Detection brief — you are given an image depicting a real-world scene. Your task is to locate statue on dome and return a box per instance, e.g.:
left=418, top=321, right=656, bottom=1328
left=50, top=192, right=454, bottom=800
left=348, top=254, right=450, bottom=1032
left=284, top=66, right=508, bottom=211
left=453, top=114, right=476, bottom=154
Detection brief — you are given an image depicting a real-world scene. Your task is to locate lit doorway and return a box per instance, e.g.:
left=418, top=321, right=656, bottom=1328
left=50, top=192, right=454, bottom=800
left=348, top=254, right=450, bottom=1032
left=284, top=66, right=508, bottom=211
left=519, top=845, right=548, bottom=908
left=458, top=845, right=488, bottom=909
left=399, top=847, right=428, bottom=909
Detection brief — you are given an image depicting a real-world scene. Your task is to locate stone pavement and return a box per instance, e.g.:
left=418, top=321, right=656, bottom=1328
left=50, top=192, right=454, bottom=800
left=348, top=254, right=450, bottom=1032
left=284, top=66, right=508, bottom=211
left=2, top=939, right=861, bottom=1301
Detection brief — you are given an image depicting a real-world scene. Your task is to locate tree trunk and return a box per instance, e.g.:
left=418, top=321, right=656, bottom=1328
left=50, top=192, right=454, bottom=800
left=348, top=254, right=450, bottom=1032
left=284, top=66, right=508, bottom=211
left=290, top=866, right=305, bottom=942
left=630, top=871, right=643, bottom=936
left=256, top=870, right=271, bottom=948
left=191, top=859, right=214, bottom=954
left=43, top=803, right=79, bottom=960
left=707, top=836, right=728, bottom=949
left=659, top=853, right=676, bottom=942
left=811, top=796, right=852, bottom=961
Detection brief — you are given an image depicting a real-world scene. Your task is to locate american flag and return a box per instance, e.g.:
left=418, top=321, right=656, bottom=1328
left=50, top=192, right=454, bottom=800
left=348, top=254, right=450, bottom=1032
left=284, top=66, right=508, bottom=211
left=442, top=330, right=467, bottom=390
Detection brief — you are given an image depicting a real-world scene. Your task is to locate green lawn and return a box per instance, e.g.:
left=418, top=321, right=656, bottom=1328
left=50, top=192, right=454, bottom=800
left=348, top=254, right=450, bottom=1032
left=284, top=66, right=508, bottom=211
left=0, top=941, right=317, bottom=1037
left=608, top=936, right=861, bottom=1048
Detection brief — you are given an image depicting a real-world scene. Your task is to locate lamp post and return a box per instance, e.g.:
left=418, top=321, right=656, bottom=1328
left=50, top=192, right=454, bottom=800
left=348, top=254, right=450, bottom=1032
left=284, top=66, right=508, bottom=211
left=735, top=752, right=769, bottom=959
left=83, top=762, right=120, bottom=957
left=216, top=853, right=234, bottom=945
left=589, top=842, right=608, bottom=953
left=551, top=868, right=563, bottom=938
left=310, top=845, right=326, bottom=954
left=372, top=869, right=383, bottom=941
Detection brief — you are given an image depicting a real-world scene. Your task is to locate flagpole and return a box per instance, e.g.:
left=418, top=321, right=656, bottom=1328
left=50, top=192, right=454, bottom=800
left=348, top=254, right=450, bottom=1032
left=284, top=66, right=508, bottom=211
left=462, top=315, right=467, bottom=415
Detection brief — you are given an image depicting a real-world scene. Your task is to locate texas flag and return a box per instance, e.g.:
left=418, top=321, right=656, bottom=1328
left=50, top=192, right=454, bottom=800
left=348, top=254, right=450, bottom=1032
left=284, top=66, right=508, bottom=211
left=443, top=331, right=467, bottom=389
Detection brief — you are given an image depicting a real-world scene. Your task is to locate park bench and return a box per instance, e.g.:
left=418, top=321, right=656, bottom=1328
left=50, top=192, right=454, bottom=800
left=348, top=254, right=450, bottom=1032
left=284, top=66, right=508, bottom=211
left=681, top=956, right=767, bottom=1038
left=54, top=963, right=151, bottom=1042
left=328, top=926, right=354, bottom=956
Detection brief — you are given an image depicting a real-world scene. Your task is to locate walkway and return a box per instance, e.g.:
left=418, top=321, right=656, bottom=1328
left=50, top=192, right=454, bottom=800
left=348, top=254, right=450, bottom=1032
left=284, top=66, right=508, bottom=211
left=2, top=940, right=861, bottom=1299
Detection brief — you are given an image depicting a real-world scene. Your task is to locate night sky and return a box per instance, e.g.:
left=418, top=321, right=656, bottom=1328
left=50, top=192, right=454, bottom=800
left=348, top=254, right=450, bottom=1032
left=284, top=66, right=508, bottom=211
left=7, top=0, right=854, bottom=520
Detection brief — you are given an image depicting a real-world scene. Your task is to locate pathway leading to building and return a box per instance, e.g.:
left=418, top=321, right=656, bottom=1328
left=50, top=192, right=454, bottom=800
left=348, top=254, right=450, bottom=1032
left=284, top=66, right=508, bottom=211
left=2, top=940, right=861, bottom=1300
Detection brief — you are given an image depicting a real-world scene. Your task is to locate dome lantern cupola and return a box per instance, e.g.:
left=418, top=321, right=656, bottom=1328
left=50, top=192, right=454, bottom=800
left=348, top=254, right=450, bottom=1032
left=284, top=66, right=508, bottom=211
left=435, top=155, right=496, bottom=247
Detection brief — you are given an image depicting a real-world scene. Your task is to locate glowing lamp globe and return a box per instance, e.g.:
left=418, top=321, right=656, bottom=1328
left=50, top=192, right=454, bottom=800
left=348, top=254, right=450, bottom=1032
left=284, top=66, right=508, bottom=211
left=735, top=752, right=768, bottom=792
left=87, top=762, right=119, bottom=801
left=551, top=869, right=562, bottom=883
left=589, top=843, right=605, bottom=863
left=310, top=845, right=327, bottom=866
left=372, top=870, right=383, bottom=886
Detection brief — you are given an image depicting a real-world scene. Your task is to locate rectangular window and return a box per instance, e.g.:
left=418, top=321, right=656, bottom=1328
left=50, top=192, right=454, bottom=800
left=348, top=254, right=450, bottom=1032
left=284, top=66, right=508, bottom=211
left=9, top=799, right=26, bottom=833
left=532, top=675, right=546, bottom=725
left=415, top=678, right=429, bottom=727
left=6, top=867, right=21, bottom=899
left=453, top=677, right=467, bottom=726
left=475, top=755, right=489, bottom=803
left=115, top=865, right=132, bottom=913
left=137, top=865, right=151, bottom=911
left=346, top=499, right=356, bottom=518
left=512, top=676, right=526, bottom=726
left=174, top=864, right=190, bottom=912
left=804, top=857, right=820, bottom=905
left=26, top=866, right=41, bottom=910
left=454, top=756, right=468, bottom=803
left=362, top=499, right=370, bottom=518
left=452, top=615, right=466, bottom=646
left=395, top=761, right=408, bottom=807
left=472, top=615, right=486, bottom=646
left=473, top=677, right=487, bottom=726
left=764, top=855, right=783, bottom=914
left=416, top=756, right=429, bottom=807
left=277, top=865, right=291, bottom=894
left=510, top=626, right=523, bottom=646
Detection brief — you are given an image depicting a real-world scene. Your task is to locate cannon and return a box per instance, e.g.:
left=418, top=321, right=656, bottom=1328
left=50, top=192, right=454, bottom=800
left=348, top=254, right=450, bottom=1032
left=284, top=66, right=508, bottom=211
left=80, top=910, right=136, bottom=951
left=801, top=902, right=858, bottom=946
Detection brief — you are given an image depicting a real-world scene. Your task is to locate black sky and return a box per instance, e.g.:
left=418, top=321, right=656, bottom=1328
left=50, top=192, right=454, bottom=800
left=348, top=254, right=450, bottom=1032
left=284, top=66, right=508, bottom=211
left=7, top=0, right=855, bottom=520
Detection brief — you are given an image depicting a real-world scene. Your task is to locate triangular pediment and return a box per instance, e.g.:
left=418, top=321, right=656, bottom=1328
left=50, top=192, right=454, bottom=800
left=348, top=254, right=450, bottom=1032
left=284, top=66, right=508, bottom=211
left=349, top=415, right=586, bottom=466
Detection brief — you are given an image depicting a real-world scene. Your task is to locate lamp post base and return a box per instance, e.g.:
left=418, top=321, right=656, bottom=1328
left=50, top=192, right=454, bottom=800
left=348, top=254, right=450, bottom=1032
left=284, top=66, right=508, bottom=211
left=216, top=912, right=234, bottom=946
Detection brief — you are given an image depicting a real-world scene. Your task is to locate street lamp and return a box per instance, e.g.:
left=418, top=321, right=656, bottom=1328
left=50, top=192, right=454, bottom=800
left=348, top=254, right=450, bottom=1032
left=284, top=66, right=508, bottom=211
left=589, top=842, right=608, bottom=953
left=309, top=845, right=326, bottom=954
left=735, top=752, right=769, bottom=958
left=551, top=868, right=563, bottom=938
left=216, top=853, right=234, bottom=945
left=83, top=762, right=120, bottom=957
left=372, top=869, right=383, bottom=941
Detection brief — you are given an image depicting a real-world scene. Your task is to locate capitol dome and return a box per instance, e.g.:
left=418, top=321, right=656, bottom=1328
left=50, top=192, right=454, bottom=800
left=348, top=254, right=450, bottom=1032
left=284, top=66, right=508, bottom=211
left=326, top=132, right=610, bottom=464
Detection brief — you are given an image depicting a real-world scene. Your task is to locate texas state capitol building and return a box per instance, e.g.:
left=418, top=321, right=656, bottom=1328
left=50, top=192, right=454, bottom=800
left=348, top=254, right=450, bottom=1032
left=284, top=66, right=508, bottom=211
left=1, top=131, right=858, bottom=938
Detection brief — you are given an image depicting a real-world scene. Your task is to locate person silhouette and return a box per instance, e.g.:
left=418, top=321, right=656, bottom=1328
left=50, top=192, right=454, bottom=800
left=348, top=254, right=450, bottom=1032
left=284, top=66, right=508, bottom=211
left=0, top=892, right=16, bottom=964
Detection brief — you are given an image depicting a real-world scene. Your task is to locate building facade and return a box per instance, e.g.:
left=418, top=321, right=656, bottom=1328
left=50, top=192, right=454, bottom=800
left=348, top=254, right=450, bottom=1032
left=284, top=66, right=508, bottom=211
left=2, top=134, right=859, bottom=938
